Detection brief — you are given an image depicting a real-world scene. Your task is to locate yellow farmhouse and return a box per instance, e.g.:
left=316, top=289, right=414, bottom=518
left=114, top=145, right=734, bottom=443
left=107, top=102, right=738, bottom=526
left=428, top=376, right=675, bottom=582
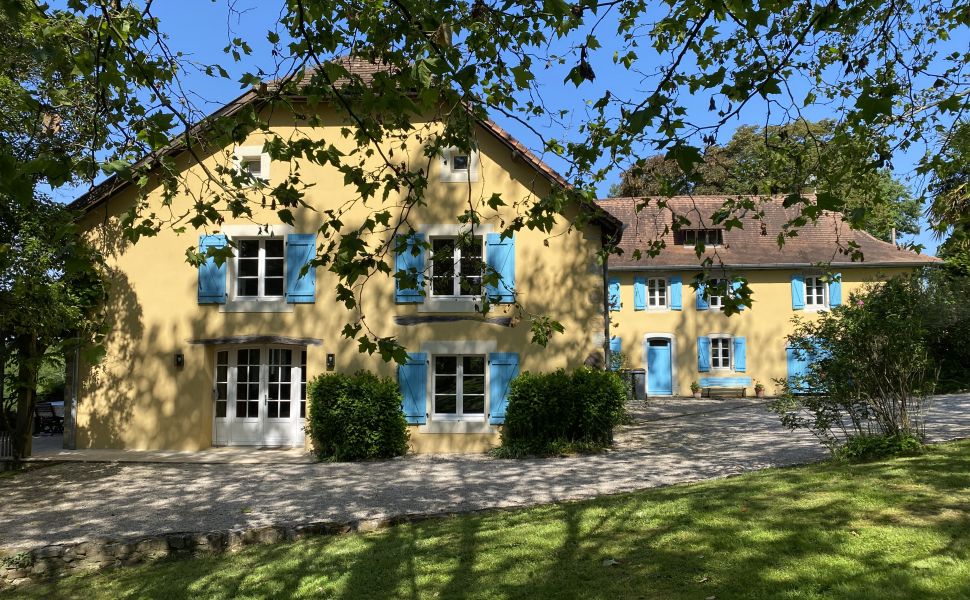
left=66, top=64, right=621, bottom=454
left=599, top=196, right=939, bottom=398
left=63, top=61, right=938, bottom=455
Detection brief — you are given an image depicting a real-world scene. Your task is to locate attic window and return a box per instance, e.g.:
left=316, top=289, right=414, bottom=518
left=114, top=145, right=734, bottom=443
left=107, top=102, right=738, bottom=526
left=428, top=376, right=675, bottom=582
left=675, top=228, right=723, bottom=247
left=440, top=147, right=480, bottom=183
left=233, top=145, right=270, bottom=185
left=241, top=158, right=262, bottom=176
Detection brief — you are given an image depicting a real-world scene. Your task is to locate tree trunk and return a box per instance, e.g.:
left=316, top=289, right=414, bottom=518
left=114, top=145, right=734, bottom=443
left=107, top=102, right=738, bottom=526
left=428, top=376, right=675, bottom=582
left=12, top=334, right=42, bottom=461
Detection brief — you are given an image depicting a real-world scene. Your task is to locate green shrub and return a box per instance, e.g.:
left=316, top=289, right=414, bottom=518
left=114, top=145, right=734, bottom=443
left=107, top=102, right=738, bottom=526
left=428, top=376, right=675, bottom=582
left=306, top=371, right=409, bottom=461
left=500, top=367, right=626, bottom=456
left=835, top=434, right=924, bottom=462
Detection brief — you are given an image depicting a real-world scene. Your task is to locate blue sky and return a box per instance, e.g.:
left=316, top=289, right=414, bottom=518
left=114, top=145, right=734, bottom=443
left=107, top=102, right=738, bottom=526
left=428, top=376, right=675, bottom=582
left=58, top=1, right=944, bottom=253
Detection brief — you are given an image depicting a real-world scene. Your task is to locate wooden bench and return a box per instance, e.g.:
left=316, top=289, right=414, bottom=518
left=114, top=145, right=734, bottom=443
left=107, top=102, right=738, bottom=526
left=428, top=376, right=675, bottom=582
left=700, top=377, right=751, bottom=398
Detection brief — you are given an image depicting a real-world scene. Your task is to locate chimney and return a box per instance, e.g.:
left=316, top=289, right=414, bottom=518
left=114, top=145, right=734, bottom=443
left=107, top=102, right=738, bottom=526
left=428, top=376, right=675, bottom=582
left=891, top=227, right=897, bottom=247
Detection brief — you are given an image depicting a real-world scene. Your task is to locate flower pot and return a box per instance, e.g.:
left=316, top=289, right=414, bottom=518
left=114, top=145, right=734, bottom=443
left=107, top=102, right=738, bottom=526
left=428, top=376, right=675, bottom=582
left=755, top=389, right=765, bottom=398
left=692, top=391, right=702, bottom=399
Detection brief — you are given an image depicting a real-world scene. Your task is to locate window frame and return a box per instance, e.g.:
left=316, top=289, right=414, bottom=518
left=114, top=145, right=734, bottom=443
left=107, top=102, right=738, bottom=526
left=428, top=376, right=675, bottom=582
left=646, top=277, right=668, bottom=310
left=233, top=146, right=270, bottom=185
left=803, top=275, right=829, bottom=310
left=709, top=335, right=733, bottom=371
left=440, top=147, right=480, bottom=183
left=707, top=278, right=725, bottom=310
left=678, top=228, right=723, bottom=247
left=432, top=354, right=488, bottom=421
left=429, top=235, right=484, bottom=299
left=231, top=237, right=287, bottom=302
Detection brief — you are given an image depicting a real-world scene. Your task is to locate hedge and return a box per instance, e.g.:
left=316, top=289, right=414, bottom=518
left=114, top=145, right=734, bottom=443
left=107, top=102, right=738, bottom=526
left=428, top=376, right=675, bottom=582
left=500, top=367, right=626, bottom=456
left=306, top=371, right=409, bottom=461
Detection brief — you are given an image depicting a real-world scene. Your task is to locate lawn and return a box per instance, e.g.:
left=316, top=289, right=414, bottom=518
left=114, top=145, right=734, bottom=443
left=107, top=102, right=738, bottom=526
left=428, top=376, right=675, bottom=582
left=6, top=441, right=970, bottom=600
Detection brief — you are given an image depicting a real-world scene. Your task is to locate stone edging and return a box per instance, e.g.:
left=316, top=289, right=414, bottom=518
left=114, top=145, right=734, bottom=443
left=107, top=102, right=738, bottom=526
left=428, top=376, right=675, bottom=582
left=0, top=515, right=422, bottom=590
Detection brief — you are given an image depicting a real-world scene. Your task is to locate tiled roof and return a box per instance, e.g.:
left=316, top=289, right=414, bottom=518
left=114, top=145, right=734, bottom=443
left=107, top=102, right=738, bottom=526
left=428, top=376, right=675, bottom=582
left=599, top=195, right=940, bottom=269
left=275, top=55, right=394, bottom=88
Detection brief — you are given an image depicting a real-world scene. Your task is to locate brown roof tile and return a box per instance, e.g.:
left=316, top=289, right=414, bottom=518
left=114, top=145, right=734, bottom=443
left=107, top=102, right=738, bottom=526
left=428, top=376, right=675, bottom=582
left=599, top=195, right=940, bottom=269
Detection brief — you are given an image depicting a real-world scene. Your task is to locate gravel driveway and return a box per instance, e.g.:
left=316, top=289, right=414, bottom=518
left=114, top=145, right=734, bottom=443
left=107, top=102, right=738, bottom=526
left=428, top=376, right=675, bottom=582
left=2, top=394, right=969, bottom=552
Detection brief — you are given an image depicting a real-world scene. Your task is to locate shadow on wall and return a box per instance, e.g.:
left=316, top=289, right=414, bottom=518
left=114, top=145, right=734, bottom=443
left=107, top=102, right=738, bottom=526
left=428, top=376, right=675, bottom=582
left=79, top=267, right=140, bottom=449
left=330, top=206, right=609, bottom=375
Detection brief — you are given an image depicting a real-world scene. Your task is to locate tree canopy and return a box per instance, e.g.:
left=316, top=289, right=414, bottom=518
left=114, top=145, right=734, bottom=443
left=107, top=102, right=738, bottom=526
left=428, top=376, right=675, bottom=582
left=612, top=120, right=923, bottom=242
left=4, top=0, right=969, bottom=351
left=929, top=120, right=970, bottom=274
left=1, top=2, right=107, bottom=458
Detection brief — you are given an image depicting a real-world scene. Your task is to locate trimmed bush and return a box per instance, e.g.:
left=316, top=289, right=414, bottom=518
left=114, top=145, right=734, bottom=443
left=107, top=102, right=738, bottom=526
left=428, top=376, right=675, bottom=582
left=307, top=371, right=409, bottom=461
left=835, top=434, right=924, bottom=462
left=499, top=367, right=626, bottom=456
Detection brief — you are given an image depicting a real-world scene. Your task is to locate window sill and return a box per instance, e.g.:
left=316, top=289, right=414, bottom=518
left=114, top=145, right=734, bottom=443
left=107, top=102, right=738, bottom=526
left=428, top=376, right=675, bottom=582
left=418, top=420, right=496, bottom=434
left=220, top=300, right=293, bottom=313
left=417, top=298, right=481, bottom=313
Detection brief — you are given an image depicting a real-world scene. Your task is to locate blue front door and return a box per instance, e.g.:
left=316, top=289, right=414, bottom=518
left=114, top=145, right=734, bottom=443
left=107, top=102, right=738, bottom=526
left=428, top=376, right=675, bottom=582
left=646, top=338, right=673, bottom=395
left=786, top=346, right=812, bottom=392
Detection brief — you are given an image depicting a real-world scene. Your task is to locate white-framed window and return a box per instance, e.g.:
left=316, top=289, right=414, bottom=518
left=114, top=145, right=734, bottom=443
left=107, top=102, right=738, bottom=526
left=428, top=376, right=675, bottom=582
left=707, top=279, right=725, bottom=310
left=299, top=350, right=307, bottom=419
left=710, top=336, right=732, bottom=370
left=804, top=276, right=827, bottom=309
left=234, top=238, right=285, bottom=300
left=433, top=355, right=486, bottom=419
left=430, top=236, right=483, bottom=297
left=233, top=146, right=270, bottom=184
left=647, top=277, right=667, bottom=308
left=215, top=350, right=229, bottom=418
left=440, top=147, right=480, bottom=183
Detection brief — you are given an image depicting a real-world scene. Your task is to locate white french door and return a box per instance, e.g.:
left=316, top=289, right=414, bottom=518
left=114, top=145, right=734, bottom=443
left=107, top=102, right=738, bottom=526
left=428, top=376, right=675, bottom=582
left=212, top=346, right=306, bottom=447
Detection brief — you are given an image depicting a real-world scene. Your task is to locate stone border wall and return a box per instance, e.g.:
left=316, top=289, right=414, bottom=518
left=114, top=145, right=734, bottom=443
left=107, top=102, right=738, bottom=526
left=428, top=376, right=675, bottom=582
left=0, top=515, right=417, bottom=590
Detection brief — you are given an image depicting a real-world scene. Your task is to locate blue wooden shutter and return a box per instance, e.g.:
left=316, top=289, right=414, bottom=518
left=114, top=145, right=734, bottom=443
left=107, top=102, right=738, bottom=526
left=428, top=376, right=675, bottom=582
left=608, top=278, right=621, bottom=311
left=791, top=274, right=805, bottom=310
left=395, top=233, right=425, bottom=303
left=696, top=283, right=709, bottom=310
left=633, top=276, right=646, bottom=311
left=609, top=337, right=622, bottom=371
left=485, top=233, right=516, bottom=303
left=488, top=352, right=519, bottom=424
left=198, top=234, right=227, bottom=304
left=398, top=352, right=427, bottom=424
left=285, top=233, right=316, bottom=303
left=670, top=275, right=683, bottom=310
left=697, top=336, right=711, bottom=372
left=733, top=337, right=747, bottom=372
left=732, top=279, right=745, bottom=311
left=829, top=273, right=842, bottom=307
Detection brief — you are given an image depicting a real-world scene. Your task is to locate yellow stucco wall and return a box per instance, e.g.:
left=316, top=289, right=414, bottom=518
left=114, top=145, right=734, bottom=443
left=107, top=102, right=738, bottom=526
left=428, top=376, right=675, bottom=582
left=607, top=267, right=914, bottom=396
left=73, top=104, right=607, bottom=453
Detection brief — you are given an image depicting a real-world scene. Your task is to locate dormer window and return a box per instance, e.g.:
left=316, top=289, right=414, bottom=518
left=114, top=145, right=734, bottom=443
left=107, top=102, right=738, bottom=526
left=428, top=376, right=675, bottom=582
left=233, top=146, right=270, bottom=184
left=676, top=228, right=723, bottom=247
left=440, top=146, right=480, bottom=183
left=240, top=157, right=262, bottom=176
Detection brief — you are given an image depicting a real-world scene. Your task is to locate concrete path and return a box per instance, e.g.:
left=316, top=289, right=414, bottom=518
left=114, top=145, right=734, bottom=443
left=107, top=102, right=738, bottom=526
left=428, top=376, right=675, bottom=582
left=2, top=394, right=968, bottom=552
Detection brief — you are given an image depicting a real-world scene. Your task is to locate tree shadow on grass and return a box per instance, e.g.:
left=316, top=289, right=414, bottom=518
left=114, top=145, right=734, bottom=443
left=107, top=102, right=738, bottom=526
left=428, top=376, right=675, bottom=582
left=9, top=442, right=970, bottom=600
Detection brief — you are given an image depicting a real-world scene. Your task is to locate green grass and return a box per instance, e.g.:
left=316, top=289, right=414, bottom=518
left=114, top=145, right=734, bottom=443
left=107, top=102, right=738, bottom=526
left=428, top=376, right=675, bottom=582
left=7, top=441, right=970, bottom=600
